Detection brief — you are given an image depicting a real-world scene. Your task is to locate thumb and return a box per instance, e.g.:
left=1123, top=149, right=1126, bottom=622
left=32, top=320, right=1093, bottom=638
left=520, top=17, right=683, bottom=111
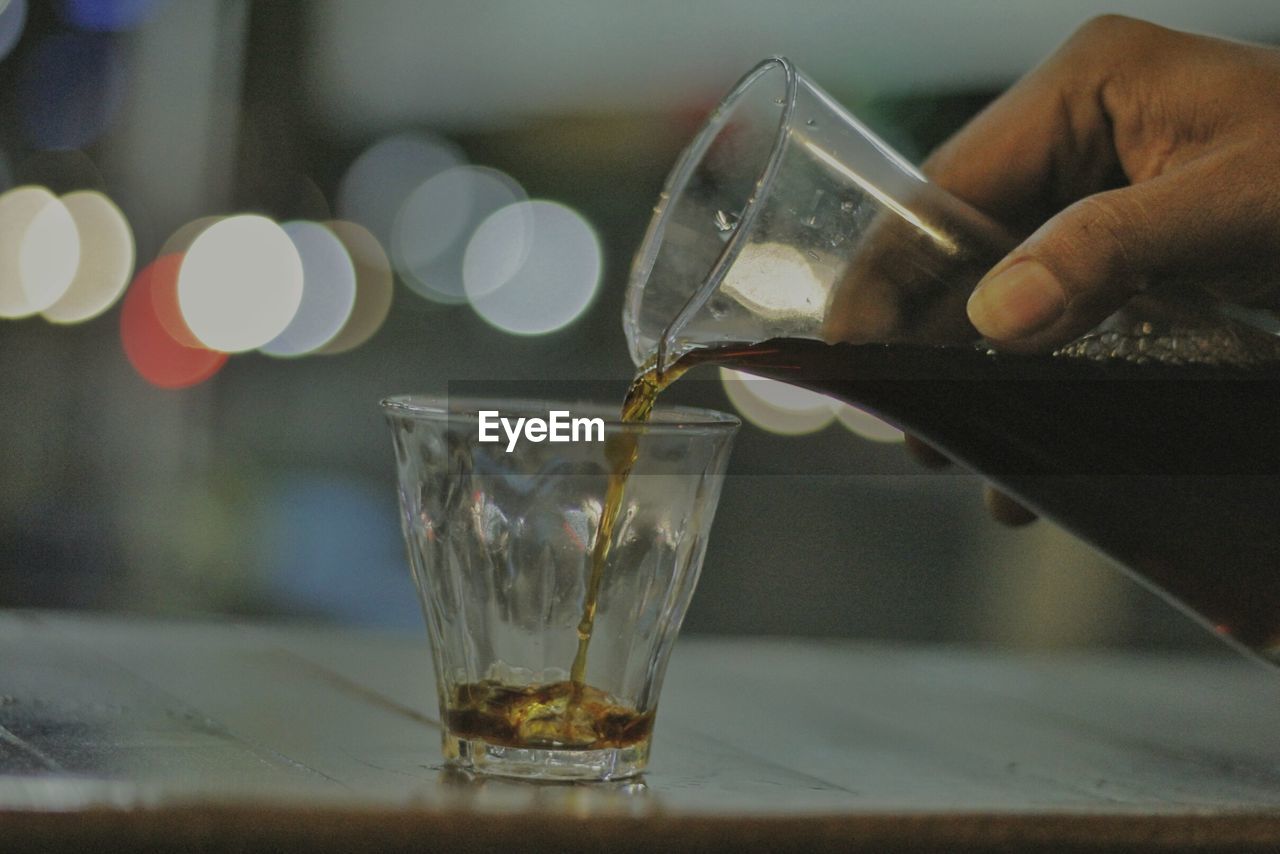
left=965, top=177, right=1193, bottom=351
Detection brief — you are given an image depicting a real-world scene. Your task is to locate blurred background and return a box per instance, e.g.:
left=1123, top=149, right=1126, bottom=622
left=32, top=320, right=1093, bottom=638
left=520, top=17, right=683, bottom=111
left=2, top=0, right=1275, bottom=651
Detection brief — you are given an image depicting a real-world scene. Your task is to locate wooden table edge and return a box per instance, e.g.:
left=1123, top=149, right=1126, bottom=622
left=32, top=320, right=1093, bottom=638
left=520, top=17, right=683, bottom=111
left=7, top=804, right=1280, bottom=852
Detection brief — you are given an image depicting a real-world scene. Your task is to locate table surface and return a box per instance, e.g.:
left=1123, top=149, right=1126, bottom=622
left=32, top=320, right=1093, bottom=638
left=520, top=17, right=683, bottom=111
left=4, top=610, right=1280, bottom=852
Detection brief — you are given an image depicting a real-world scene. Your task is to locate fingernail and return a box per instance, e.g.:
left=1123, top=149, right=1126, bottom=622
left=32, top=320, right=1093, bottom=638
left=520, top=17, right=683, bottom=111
left=967, top=260, right=1066, bottom=341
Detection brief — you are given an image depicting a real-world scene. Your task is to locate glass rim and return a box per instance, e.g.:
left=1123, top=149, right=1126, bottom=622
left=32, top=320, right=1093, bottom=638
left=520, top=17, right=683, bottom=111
left=625, top=55, right=798, bottom=368
left=380, top=395, right=741, bottom=433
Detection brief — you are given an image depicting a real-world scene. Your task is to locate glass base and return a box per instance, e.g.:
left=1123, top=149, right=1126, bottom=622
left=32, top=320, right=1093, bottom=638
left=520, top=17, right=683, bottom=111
left=443, top=733, right=650, bottom=781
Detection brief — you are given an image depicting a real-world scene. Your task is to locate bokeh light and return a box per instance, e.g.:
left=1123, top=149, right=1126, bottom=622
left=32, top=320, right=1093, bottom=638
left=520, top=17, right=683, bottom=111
left=722, top=241, right=827, bottom=319
left=60, top=0, right=161, bottom=32
left=314, top=220, right=394, bottom=355
left=718, top=364, right=905, bottom=442
left=21, top=191, right=81, bottom=314
left=149, top=252, right=202, bottom=347
left=41, top=190, right=134, bottom=324
left=120, top=254, right=227, bottom=389
left=260, top=221, right=357, bottom=357
left=151, top=215, right=217, bottom=346
left=337, top=131, right=463, bottom=247
left=720, top=368, right=836, bottom=436
left=392, top=165, right=525, bottom=304
left=0, top=187, right=52, bottom=316
left=0, top=186, right=80, bottom=318
left=177, top=215, right=304, bottom=352
left=463, top=200, right=601, bottom=336
left=460, top=201, right=532, bottom=303
left=0, top=0, right=25, bottom=63
left=833, top=403, right=905, bottom=443
left=19, top=32, right=127, bottom=150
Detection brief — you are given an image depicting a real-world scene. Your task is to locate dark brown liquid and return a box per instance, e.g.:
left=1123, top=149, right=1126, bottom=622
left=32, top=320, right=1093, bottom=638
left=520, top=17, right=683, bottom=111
left=646, top=337, right=1280, bottom=659
left=446, top=679, right=654, bottom=749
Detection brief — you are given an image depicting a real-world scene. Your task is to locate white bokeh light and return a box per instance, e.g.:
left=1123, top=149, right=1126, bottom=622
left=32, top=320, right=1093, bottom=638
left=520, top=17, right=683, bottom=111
left=315, top=220, right=394, bottom=355
left=42, top=190, right=135, bottom=324
left=462, top=202, right=532, bottom=302
left=260, top=221, right=357, bottom=357
left=392, top=165, right=526, bottom=304
left=833, top=403, right=905, bottom=443
left=0, top=186, right=49, bottom=317
left=718, top=363, right=905, bottom=441
left=720, top=367, right=836, bottom=436
left=20, top=193, right=80, bottom=313
left=0, top=186, right=80, bottom=318
left=337, top=131, right=463, bottom=246
left=722, top=241, right=827, bottom=320
left=463, top=200, right=601, bottom=336
left=177, top=215, right=304, bottom=352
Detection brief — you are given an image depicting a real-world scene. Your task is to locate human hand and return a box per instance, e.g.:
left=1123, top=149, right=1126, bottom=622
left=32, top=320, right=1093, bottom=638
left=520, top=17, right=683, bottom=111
left=928, top=15, right=1280, bottom=351
left=895, top=16, right=1280, bottom=524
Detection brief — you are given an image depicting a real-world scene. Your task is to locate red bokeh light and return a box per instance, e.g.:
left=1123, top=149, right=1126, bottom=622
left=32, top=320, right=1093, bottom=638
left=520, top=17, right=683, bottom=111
left=120, top=254, right=227, bottom=389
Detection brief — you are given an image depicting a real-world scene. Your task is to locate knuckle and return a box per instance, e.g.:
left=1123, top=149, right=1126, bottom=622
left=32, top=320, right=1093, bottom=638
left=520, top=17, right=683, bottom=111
left=1060, top=15, right=1170, bottom=72
left=1069, top=14, right=1151, bottom=47
left=1048, top=16, right=1169, bottom=102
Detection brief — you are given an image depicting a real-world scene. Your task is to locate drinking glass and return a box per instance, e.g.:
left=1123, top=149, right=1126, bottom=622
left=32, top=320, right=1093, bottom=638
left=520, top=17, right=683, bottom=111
left=383, top=396, right=738, bottom=780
